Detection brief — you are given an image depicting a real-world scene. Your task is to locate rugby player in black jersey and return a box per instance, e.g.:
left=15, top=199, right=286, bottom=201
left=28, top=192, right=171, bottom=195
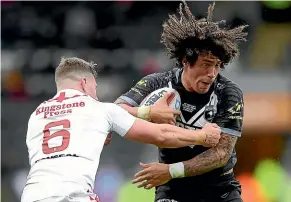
left=115, top=1, right=248, bottom=202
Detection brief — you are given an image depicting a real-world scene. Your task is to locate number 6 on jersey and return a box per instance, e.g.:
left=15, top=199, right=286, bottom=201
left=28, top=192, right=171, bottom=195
left=42, top=119, right=71, bottom=154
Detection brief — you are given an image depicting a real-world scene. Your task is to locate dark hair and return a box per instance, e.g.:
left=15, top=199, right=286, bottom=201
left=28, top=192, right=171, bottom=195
left=161, top=1, right=248, bottom=68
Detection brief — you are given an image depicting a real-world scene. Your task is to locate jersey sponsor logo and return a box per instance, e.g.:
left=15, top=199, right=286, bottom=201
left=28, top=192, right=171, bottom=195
left=36, top=92, right=86, bottom=118
left=36, top=101, right=85, bottom=118
left=227, top=102, right=243, bottom=120
left=35, top=153, right=79, bottom=164
left=182, top=103, right=196, bottom=113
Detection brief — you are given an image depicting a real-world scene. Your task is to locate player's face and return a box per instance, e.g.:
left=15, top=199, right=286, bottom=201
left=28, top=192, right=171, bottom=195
left=80, top=75, right=98, bottom=99
left=184, top=54, right=221, bottom=94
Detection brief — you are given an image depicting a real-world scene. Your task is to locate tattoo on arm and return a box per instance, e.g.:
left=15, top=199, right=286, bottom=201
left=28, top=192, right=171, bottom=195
left=183, top=133, right=238, bottom=177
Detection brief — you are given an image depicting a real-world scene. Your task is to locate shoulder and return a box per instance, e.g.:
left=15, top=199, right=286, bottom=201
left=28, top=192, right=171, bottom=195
left=215, top=74, right=243, bottom=101
left=139, top=69, right=179, bottom=87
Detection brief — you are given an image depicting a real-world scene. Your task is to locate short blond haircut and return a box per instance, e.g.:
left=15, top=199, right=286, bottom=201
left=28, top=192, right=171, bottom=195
left=55, top=57, right=97, bottom=84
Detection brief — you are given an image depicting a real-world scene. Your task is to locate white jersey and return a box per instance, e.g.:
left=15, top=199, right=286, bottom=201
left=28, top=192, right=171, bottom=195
left=23, top=89, right=135, bottom=201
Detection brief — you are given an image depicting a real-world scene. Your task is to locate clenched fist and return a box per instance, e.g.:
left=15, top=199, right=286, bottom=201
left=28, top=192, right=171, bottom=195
left=200, top=123, right=221, bottom=147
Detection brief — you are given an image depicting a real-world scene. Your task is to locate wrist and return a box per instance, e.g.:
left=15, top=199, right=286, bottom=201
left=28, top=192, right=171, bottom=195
left=169, top=162, right=185, bottom=178
left=197, top=129, right=206, bottom=145
left=137, top=106, right=151, bottom=121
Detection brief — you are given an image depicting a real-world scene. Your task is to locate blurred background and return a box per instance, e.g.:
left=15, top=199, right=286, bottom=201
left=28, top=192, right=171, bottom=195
left=1, top=1, right=291, bottom=202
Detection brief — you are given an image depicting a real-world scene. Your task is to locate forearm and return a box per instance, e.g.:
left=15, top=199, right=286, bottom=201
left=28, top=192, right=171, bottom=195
left=181, top=133, right=237, bottom=177
left=182, top=147, right=225, bottom=177
left=158, top=124, right=205, bottom=148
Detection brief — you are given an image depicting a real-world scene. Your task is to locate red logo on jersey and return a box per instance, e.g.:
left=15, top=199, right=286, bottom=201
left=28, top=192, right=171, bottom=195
left=36, top=92, right=87, bottom=118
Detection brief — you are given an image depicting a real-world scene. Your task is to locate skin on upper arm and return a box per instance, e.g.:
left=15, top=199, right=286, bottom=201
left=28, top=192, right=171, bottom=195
left=123, top=119, right=162, bottom=145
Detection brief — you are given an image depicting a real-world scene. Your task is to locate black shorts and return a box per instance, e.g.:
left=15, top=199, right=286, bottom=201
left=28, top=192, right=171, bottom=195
left=155, top=174, right=242, bottom=202
left=155, top=189, right=242, bottom=202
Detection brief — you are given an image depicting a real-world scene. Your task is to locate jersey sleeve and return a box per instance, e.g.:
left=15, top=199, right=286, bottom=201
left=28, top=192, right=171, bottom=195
left=213, top=84, right=244, bottom=137
left=117, top=74, right=162, bottom=107
left=104, top=103, right=136, bottom=137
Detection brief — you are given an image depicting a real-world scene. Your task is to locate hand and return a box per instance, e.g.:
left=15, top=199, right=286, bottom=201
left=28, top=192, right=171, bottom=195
left=200, top=123, right=221, bottom=147
left=132, top=162, right=171, bottom=189
left=150, top=92, right=181, bottom=125
left=104, top=133, right=112, bottom=146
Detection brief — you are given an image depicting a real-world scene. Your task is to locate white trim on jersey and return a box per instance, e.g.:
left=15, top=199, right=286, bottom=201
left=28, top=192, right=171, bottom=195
left=186, top=105, right=207, bottom=125
left=179, top=113, right=187, bottom=124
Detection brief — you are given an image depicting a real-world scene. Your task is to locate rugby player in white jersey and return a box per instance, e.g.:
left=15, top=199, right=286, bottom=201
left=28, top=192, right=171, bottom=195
left=21, top=57, right=221, bottom=202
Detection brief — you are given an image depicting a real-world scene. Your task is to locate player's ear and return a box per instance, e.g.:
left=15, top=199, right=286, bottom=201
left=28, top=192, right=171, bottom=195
left=182, top=57, right=187, bottom=66
left=80, top=77, right=87, bottom=93
left=182, top=57, right=189, bottom=69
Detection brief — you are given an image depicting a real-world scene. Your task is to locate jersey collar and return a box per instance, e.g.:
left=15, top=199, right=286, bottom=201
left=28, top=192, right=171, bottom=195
left=173, top=68, right=218, bottom=93
left=55, top=89, right=86, bottom=98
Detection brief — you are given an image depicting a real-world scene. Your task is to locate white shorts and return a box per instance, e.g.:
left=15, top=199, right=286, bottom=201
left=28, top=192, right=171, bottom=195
left=21, top=182, right=99, bottom=202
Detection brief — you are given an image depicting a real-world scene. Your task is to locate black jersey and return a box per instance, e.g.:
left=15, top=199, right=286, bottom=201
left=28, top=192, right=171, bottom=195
left=119, top=68, right=244, bottom=200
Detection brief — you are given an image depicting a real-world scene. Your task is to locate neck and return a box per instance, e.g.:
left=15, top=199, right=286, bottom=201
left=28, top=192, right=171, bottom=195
left=56, top=82, right=83, bottom=93
left=181, top=70, right=194, bottom=92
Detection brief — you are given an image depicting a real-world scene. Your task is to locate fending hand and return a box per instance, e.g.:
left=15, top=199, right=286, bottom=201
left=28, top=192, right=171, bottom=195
left=132, top=162, right=172, bottom=189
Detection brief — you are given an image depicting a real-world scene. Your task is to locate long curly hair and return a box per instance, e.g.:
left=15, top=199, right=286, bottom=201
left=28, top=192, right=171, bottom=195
left=161, top=1, right=248, bottom=68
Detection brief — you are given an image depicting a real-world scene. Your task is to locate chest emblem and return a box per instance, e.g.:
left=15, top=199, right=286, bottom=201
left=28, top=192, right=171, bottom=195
left=204, top=105, right=217, bottom=122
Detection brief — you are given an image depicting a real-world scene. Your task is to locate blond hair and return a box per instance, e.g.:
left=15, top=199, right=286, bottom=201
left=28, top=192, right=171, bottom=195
left=55, top=57, right=97, bottom=84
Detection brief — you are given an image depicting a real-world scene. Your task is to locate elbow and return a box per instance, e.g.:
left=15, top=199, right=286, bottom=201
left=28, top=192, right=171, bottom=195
left=155, top=135, right=167, bottom=148
left=220, top=155, right=229, bottom=167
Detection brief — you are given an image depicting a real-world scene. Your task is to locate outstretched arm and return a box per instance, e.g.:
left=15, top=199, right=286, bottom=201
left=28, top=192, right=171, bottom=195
left=106, top=103, right=220, bottom=148
left=124, top=118, right=220, bottom=148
